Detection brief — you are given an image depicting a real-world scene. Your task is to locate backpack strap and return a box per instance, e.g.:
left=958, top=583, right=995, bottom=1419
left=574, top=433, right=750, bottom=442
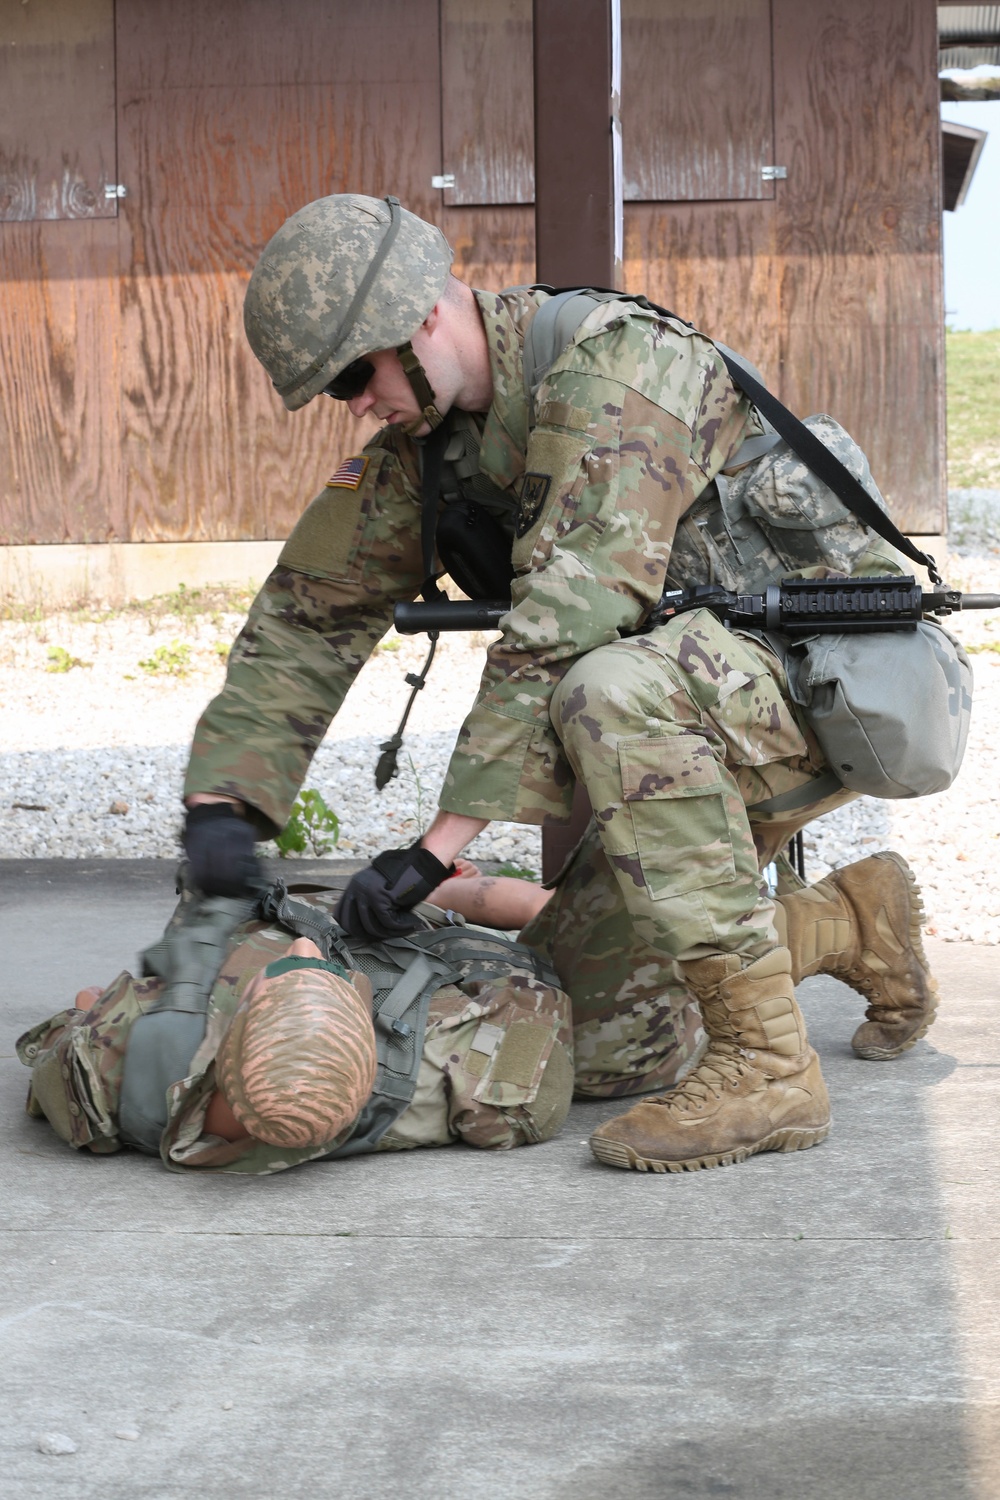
left=714, top=342, right=941, bottom=584
left=325, top=939, right=457, bottom=1158
left=120, top=888, right=260, bottom=1154
left=257, top=878, right=359, bottom=968
left=522, top=287, right=941, bottom=584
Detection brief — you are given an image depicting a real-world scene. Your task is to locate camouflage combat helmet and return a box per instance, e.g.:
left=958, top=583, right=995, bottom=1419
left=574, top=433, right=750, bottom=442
left=243, top=193, right=453, bottom=416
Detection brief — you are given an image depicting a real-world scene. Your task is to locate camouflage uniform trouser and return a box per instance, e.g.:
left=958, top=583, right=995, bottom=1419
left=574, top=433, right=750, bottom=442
left=533, top=609, right=857, bottom=1096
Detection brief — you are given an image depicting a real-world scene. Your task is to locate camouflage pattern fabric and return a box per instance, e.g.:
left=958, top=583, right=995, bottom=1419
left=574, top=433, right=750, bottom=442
left=549, top=608, right=857, bottom=965
left=243, top=194, right=452, bottom=411
left=16, top=902, right=573, bottom=1174
left=667, top=414, right=902, bottom=594
left=184, top=289, right=759, bottom=835
left=519, top=825, right=706, bottom=1099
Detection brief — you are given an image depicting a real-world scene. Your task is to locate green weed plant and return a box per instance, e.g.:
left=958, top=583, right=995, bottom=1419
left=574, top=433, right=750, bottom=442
left=138, top=641, right=192, bottom=676
left=275, top=789, right=341, bottom=858
left=45, top=646, right=90, bottom=673
left=946, top=329, right=1000, bottom=489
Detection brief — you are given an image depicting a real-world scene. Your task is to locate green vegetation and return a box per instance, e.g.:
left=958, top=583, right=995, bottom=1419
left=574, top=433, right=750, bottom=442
left=137, top=641, right=192, bottom=676
left=946, top=329, right=1000, bottom=489
left=1, top=581, right=256, bottom=627
left=45, top=645, right=90, bottom=673
left=274, top=789, right=341, bottom=858
left=493, top=861, right=540, bottom=882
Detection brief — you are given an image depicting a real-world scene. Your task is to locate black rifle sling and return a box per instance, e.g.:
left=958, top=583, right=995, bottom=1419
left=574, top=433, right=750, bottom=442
left=714, top=347, right=942, bottom=585
left=530, top=285, right=942, bottom=585
left=419, top=421, right=450, bottom=601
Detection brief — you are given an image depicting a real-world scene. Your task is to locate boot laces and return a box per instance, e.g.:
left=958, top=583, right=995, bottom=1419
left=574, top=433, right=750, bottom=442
left=647, top=1043, right=751, bottom=1112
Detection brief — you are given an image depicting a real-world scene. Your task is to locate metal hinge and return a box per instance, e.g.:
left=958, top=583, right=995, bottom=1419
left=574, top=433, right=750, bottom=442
left=104, top=183, right=128, bottom=199
left=431, top=173, right=455, bottom=190
left=761, top=165, right=787, bottom=181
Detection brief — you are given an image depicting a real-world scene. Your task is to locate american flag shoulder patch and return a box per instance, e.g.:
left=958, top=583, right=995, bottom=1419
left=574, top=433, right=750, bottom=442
left=325, top=455, right=370, bottom=490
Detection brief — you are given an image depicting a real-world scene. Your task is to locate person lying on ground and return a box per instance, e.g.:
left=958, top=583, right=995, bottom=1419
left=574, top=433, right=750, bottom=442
left=16, top=894, right=573, bottom=1175
left=17, top=837, right=939, bottom=1176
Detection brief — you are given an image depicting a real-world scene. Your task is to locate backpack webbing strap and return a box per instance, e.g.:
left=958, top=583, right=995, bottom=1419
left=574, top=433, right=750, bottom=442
left=419, top=421, right=450, bottom=601
left=256, top=880, right=357, bottom=969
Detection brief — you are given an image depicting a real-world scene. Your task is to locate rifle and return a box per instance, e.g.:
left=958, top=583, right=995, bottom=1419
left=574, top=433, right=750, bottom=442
left=394, top=576, right=1000, bottom=639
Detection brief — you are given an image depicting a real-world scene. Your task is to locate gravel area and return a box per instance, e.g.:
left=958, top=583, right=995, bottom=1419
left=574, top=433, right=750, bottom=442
left=3, top=514, right=1000, bottom=942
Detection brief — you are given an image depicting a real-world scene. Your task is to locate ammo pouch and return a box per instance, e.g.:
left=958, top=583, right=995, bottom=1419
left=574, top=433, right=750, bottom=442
left=784, top=617, right=973, bottom=799
left=436, top=499, right=515, bottom=601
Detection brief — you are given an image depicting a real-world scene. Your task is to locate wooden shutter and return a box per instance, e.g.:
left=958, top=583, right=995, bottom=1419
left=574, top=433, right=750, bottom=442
left=0, top=0, right=117, bottom=221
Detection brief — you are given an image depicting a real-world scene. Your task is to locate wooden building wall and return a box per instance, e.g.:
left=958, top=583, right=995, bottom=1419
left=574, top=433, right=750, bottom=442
left=0, top=0, right=944, bottom=546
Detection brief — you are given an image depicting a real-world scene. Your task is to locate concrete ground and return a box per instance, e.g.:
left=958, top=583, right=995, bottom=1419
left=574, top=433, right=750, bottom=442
left=1, top=860, right=997, bottom=1500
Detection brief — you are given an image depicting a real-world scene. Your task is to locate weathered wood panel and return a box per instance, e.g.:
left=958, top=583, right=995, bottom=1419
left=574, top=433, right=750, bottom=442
left=441, top=0, right=775, bottom=206
left=772, top=0, right=944, bottom=531
left=115, top=0, right=442, bottom=542
left=0, top=0, right=117, bottom=222
left=622, top=0, right=775, bottom=201
left=0, top=220, right=122, bottom=544
left=441, top=206, right=535, bottom=290
left=442, top=0, right=534, bottom=206
left=623, top=201, right=780, bottom=369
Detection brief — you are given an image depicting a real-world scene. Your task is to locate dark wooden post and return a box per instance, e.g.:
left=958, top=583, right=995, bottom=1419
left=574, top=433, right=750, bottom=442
left=533, top=0, right=622, bottom=881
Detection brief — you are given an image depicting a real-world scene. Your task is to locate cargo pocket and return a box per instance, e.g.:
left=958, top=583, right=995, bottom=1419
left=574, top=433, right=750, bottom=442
left=619, top=735, right=736, bottom=900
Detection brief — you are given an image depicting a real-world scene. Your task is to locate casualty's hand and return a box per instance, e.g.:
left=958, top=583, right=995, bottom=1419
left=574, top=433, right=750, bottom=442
left=336, top=843, right=455, bottom=940
left=183, top=802, right=261, bottom=897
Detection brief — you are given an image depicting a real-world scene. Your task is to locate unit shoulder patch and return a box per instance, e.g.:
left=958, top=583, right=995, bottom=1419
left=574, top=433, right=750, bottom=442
left=325, top=456, right=370, bottom=490
left=516, top=472, right=551, bottom=537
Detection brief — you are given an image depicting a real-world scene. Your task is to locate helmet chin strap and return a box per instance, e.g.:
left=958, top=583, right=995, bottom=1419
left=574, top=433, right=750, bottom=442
left=397, top=341, right=445, bottom=435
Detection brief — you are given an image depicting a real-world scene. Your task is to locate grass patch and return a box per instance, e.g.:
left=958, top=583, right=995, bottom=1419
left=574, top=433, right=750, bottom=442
left=946, top=329, right=1000, bottom=489
left=137, top=641, right=192, bottom=676
left=0, top=581, right=256, bottom=627
left=45, top=645, right=91, bottom=673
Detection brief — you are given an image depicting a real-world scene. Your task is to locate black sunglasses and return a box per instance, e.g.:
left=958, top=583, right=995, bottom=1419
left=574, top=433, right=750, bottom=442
left=323, top=356, right=375, bottom=401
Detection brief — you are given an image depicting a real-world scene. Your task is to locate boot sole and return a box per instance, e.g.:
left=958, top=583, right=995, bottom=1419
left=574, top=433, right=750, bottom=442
left=845, top=852, right=940, bottom=1061
left=590, top=1121, right=830, bottom=1173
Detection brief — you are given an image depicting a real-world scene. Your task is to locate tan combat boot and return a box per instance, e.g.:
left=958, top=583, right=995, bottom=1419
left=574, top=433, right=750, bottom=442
left=590, top=947, right=830, bottom=1173
left=776, top=852, right=939, bottom=1060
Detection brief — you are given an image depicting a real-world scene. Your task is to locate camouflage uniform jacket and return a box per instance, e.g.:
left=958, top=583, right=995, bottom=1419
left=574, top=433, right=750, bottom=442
left=185, top=288, right=758, bottom=833
left=17, top=909, right=573, bottom=1174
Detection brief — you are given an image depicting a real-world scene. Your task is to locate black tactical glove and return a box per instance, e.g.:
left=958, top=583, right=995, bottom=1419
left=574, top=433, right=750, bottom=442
left=336, top=842, right=455, bottom=940
left=182, top=803, right=261, bottom=898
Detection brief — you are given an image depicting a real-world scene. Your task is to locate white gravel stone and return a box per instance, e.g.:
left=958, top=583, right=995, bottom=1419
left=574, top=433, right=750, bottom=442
left=3, top=547, right=999, bottom=941
left=36, top=1433, right=77, bottom=1456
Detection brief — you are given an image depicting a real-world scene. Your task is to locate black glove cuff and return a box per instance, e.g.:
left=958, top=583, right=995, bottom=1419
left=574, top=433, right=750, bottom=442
left=372, top=842, right=454, bottom=909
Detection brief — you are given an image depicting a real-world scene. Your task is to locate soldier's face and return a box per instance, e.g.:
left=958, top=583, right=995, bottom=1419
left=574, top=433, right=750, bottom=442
left=346, top=347, right=427, bottom=431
